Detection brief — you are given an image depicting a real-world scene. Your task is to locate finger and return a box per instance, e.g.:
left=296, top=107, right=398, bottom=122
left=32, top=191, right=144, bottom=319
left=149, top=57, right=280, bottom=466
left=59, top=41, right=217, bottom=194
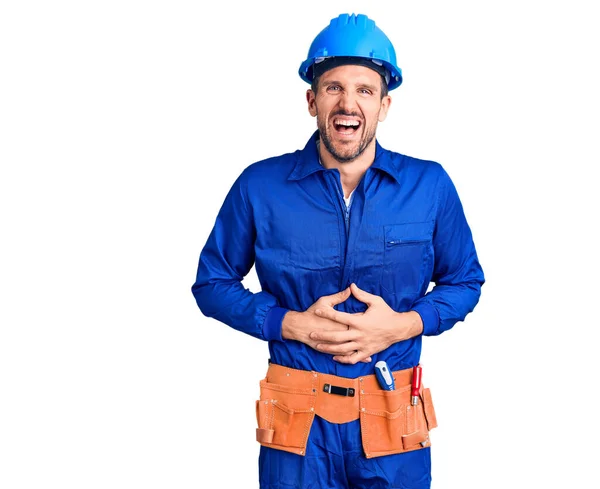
left=314, top=308, right=356, bottom=326
left=349, top=283, right=380, bottom=306
left=333, top=350, right=370, bottom=365
left=310, top=329, right=355, bottom=344
left=315, top=341, right=360, bottom=355
left=322, top=287, right=351, bottom=307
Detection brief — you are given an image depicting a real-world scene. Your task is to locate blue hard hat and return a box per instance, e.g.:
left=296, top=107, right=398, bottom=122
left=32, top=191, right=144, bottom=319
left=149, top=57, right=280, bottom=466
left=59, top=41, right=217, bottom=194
left=299, top=13, right=403, bottom=90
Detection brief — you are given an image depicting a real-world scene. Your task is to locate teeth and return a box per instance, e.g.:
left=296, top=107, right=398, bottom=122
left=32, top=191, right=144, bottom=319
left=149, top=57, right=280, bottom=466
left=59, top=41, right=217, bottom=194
left=335, top=119, right=359, bottom=127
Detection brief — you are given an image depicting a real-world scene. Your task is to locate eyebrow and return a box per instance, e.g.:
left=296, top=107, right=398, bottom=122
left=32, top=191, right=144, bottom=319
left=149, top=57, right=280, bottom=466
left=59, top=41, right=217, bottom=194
left=358, top=83, right=379, bottom=92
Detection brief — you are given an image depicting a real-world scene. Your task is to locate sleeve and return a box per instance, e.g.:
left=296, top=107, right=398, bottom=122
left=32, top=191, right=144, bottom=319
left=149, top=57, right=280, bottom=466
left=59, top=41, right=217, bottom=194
left=411, top=167, right=485, bottom=336
left=191, top=169, right=287, bottom=342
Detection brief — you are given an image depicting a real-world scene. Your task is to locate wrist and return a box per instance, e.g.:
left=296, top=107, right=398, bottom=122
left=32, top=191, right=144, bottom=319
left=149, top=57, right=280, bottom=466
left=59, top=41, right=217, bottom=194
left=393, top=310, right=423, bottom=342
left=406, top=310, right=424, bottom=337
left=281, top=311, right=301, bottom=340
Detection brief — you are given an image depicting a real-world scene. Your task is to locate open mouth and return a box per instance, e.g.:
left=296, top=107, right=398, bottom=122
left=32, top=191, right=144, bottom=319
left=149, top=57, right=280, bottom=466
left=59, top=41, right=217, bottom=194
left=333, top=118, right=361, bottom=135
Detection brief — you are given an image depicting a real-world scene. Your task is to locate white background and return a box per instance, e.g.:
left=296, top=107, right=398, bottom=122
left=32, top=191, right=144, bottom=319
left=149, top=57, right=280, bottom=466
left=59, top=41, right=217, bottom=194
left=1, top=1, right=598, bottom=488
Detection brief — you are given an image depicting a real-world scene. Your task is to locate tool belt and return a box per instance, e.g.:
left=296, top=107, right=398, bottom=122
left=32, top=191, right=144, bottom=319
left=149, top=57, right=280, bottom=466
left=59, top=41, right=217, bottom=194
left=255, top=362, right=437, bottom=459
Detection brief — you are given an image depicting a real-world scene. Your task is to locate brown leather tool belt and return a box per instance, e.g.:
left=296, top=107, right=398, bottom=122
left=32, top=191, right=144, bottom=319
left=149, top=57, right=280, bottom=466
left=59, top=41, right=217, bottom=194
left=255, top=362, right=438, bottom=459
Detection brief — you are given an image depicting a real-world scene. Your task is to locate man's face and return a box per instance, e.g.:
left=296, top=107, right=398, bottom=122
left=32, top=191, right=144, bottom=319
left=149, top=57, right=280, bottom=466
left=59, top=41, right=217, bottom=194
left=306, top=64, right=391, bottom=163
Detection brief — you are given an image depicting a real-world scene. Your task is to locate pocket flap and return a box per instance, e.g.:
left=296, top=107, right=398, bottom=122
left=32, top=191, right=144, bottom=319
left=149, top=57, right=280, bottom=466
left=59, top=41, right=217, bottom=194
left=256, top=428, right=274, bottom=444
left=402, top=430, right=429, bottom=449
left=384, top=221, right=433, bottom=245
left=362, top=406, right=404, bottom=419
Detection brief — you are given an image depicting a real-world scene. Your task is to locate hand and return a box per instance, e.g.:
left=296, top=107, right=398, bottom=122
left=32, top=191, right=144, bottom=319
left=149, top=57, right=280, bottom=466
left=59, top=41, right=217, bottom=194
left=310, top=283, right=423, bottom=364
left=281, top=287, right=372, bottom=363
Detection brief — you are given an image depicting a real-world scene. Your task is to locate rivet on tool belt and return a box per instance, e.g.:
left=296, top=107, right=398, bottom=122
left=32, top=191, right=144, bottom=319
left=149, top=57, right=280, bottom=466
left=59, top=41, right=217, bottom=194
left=323, top=384, right=355, bottom=397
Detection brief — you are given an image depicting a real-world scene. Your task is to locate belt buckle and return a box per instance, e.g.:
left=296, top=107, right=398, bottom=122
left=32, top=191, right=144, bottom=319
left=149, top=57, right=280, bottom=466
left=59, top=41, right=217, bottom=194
left=323, top=383, right=355, bottom=397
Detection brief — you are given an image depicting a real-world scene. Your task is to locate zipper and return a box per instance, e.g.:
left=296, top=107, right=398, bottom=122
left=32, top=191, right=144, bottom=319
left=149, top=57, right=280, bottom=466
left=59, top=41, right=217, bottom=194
left=386, top=237, right=429, bottom=246
left=324, top=171, right=349, bottom=291
left=343, top=192, right=355, bottom=236
left=344, top=204, right=350, bottom=234
left=324, top=170, right=362, bottom=291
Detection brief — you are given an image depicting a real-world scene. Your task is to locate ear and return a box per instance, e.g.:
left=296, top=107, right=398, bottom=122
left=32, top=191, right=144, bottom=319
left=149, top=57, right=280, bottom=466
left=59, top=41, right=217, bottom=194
left=378, top=95, right=392, bottom=122
left=306, top=89, right=317, bottom=117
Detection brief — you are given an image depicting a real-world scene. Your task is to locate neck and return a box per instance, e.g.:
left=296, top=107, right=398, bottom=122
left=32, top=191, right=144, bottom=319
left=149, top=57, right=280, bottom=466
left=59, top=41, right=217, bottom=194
left=318, top=139, right=376, bottom=196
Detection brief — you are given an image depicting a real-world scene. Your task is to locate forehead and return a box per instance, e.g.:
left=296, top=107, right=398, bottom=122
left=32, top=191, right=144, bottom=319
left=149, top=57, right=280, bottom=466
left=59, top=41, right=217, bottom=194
left=319, top=64, right=382, bottom=86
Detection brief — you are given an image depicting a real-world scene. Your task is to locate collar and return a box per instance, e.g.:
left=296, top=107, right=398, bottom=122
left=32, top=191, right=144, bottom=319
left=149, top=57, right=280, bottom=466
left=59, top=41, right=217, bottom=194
left=287, top=130, right=401, bottom=184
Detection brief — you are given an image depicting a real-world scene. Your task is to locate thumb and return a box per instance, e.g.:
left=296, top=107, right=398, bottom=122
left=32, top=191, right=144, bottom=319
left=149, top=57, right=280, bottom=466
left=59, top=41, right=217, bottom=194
left=325, top=286, right=352, bottom=306
left=350, top=283, right=377, bottom=306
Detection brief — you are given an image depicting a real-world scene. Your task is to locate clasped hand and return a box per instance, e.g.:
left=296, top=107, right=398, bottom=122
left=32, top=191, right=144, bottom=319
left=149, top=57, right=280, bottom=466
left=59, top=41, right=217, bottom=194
left=284, top=283, right=423, bottom=365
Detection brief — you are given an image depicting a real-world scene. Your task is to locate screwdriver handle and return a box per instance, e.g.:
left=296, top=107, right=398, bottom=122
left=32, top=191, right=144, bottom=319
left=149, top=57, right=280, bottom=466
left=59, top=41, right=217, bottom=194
left=411, top=365, right=422, bottom=405
left=374, top=361, right=395, bottom=391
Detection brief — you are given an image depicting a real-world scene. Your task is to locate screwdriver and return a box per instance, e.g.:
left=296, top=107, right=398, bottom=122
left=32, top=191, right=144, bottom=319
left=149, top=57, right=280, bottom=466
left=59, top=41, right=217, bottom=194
left=374, top=360, right=395, bottom=391
left=411, top=365, right=422, bottom=406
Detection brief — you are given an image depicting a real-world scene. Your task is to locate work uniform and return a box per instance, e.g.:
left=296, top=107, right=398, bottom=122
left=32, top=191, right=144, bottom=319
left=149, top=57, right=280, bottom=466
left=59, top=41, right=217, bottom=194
left=192, top=131, right=484, bottom=488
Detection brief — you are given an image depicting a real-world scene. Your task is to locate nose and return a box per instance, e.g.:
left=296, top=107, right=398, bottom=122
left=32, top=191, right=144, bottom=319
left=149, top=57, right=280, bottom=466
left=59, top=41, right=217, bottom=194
left=337, top=90, right=358, bottom=113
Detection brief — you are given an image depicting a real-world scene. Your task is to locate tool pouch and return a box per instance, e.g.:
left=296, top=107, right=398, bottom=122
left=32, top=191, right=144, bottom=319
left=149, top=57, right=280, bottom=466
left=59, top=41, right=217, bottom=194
left=359, top=384, right=437, bottom=458
left=255, top=378, right=317, bottom=456
left=254, top=364, right=438, bottom=459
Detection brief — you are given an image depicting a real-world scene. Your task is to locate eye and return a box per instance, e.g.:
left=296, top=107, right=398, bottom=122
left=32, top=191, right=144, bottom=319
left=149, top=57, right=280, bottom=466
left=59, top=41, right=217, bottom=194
left=358, top=88, right=373, bottom=95
left=326, top=85, right=342, bottom=92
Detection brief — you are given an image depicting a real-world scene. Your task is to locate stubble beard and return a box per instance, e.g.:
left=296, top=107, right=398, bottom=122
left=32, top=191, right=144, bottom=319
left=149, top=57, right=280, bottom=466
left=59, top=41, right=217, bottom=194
left=318, top=116, right=377, bottom=164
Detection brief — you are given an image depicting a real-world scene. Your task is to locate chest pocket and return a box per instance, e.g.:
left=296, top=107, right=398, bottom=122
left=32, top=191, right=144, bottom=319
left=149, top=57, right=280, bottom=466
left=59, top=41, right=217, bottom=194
left=382, top=221, right=434, bottom=296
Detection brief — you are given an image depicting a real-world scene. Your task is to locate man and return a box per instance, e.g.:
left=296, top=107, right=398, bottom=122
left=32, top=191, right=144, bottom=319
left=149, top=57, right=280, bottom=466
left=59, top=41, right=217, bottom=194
left=192, top=13, right=484, bottom=489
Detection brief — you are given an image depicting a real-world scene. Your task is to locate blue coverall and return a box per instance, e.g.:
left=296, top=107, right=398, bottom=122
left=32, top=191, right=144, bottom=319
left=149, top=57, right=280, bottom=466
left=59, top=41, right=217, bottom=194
left=192, top=131, right=485, bottom=488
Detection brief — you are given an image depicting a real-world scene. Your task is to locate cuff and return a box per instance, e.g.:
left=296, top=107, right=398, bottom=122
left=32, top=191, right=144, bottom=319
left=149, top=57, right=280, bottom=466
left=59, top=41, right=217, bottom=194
left=410, top=303, right=440, bottom=336
left=262, top=306, right=289, bottom=342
